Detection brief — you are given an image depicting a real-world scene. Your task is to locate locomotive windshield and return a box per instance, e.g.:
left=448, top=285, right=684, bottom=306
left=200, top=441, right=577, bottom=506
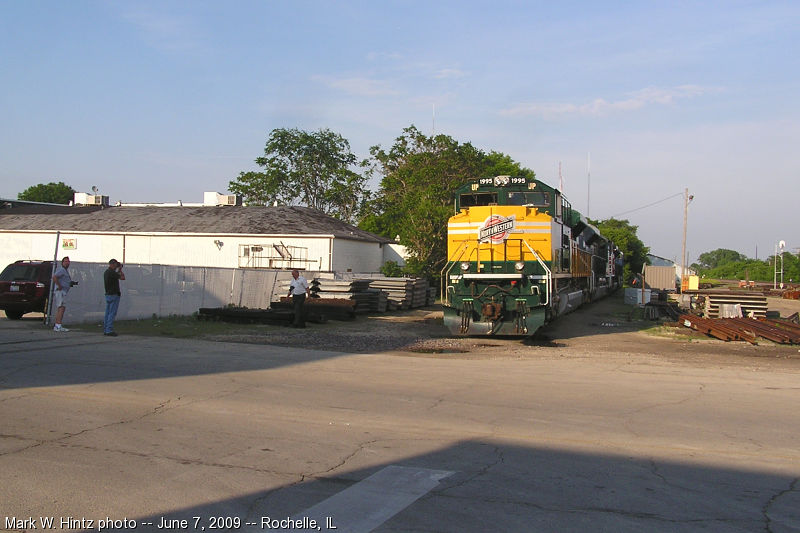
left=507, top=191, right=550, bottom=207
left=459, top=192, right=498, bottom=208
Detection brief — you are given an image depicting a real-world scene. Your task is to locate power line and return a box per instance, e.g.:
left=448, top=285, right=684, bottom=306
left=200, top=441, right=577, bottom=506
left=606, top=192, right=684, bottom=219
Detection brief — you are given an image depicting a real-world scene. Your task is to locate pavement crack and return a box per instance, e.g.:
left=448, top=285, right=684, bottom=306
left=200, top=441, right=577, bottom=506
left=0, top=395, right=186, bottom=458
left=763, top=477, right=799, bottom=533
left=622, top=383, right=706, bottom=437
left=648, top=459, right=703, bottom=494
left=435, top=492, right=741, bottom=526
left=439, top=443, right=504, bottom=492
left=314, top=438, right=382, bottom=477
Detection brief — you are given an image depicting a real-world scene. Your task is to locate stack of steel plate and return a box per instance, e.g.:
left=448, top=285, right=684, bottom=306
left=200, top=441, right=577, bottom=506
left=366, top=277, right=431, bottom=309
left=410, top=278, right=429, bottom=307
left=280, top=278, right=388, bottom=313
left=366, top=278, right=414, bottom=309
left=309, top=278, right=371, bottom=299
left=702, top=292, right=768, bottom=319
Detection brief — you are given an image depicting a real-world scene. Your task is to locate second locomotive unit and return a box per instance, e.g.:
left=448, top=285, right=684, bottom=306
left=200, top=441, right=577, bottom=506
left=441, top=175, right=622, bottom=336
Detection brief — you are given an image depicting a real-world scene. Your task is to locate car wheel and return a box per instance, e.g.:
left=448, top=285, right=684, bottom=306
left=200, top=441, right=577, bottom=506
left=4, top=310, right=24, bottom=320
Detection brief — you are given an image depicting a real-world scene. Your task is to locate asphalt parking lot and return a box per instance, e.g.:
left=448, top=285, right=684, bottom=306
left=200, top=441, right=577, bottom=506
left=1, top=300, right=799, bottom=532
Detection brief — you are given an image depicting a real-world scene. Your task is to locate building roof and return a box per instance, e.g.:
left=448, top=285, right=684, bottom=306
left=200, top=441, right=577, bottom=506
left=0, top=205, right=390, bottom=243
left=0, top=197, right=71, bottom=209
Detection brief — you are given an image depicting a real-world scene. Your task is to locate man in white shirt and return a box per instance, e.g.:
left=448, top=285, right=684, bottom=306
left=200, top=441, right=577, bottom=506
left=287, top=269, right=310, bottom=328
left=52, top=256, right=75, bottom=332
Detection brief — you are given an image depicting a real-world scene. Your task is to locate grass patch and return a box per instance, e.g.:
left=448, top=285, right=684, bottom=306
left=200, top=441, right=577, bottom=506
left=73, top=315, right=276, bottom=339
left=641, top=323, right=710, bottom=342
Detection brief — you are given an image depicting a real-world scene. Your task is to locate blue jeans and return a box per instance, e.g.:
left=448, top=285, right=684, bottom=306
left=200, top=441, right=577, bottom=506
left=104, top=294, right=120, bottom=333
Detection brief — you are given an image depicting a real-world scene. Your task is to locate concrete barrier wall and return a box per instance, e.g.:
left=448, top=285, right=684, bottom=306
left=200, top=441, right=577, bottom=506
left=52, top=262, right=295, bottom=326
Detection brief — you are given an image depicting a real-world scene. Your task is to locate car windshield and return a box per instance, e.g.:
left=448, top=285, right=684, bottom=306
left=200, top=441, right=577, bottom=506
left=0, top=264, right=41, bottom=282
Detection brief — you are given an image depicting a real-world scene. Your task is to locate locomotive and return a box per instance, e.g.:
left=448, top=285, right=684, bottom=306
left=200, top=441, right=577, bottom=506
left=441, top=175, right=623, bottom=336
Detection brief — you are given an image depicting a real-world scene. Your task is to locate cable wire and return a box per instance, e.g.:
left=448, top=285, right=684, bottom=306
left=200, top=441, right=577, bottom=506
left=606, top=192, right=684, bottom=219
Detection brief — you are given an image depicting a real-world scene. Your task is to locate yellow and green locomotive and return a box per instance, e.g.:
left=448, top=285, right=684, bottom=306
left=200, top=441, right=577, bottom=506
left=441, top=175, right=622, bottom=336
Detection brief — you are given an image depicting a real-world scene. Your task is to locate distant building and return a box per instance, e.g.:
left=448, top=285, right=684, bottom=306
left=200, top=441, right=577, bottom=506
left=647, top=254, right=695, bottom=274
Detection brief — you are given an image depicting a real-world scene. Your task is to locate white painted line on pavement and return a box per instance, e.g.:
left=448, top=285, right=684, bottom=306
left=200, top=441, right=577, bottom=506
left=292, top=465, right=454, bottom=532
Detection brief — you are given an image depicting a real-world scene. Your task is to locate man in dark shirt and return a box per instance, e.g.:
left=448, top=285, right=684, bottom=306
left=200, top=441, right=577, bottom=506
left=103, top=259, right=125, bottom=336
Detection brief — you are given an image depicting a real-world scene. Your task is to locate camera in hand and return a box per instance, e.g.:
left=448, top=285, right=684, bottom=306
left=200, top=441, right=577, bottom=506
left=70, top=281, right=79, bottom=287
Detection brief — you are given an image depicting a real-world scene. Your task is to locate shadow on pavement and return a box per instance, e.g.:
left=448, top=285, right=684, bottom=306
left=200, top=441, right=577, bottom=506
left=82, top=439, right=799, bottom=532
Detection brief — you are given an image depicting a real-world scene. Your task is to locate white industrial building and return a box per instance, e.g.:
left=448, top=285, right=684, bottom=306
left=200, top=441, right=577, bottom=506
left=0, top=193, right=402, bottom=272
left=0, top=193, right=409, bottom=323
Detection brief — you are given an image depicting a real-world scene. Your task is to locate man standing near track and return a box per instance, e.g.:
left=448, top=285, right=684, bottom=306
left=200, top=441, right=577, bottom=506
left=103, top=259, right=125, bottom=336
left=287, top=269, right=309, bottom=328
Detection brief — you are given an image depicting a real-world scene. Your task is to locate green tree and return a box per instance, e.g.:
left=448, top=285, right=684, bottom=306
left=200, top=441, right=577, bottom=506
left=702, top=251, right=800, bottom=283
left=692, top=248, right=748, bottom=272
left=18, top=181, right=75, bottom=204
left=229, top=128, right=368, bottom=223
left=362, top=126, right=531, bottom=280
left=590, top=218, right=650, bottom=284
left=484, top=151, right=535, bottom=179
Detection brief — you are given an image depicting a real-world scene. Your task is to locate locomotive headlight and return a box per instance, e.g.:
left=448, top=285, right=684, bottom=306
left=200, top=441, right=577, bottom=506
left=514, top=261, right=525, bottom=272
left=460, top=261, right=470, bottom=271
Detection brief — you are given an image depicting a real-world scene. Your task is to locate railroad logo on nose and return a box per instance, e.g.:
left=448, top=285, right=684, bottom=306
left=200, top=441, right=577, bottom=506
left=479, top=215, right=516, bottom=243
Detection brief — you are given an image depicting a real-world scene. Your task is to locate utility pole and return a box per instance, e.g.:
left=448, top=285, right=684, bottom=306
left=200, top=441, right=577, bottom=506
left=680, top=188, right=693, bottom=292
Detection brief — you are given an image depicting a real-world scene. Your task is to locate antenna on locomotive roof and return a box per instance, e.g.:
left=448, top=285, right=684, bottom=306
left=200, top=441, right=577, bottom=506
left=586, top=152, right=591, bottom=218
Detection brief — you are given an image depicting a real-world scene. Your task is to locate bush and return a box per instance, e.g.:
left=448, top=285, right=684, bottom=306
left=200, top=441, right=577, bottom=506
left=380, top=260, right=404, bottom=277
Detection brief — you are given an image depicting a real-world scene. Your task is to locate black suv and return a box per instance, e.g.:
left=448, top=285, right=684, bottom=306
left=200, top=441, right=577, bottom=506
left=0, top=260, right=53, bottom=319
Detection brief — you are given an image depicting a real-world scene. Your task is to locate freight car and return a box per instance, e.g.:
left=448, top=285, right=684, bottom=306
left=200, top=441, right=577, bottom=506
left=441, top=175, right=623, bottom=336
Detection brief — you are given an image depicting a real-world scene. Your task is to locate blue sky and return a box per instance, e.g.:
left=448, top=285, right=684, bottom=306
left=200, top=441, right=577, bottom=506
left=2, top=1, right=798, bottom=264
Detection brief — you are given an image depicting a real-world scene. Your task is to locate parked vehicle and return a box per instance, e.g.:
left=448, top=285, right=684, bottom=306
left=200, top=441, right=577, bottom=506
left=0, top=260, right=53, bottom=319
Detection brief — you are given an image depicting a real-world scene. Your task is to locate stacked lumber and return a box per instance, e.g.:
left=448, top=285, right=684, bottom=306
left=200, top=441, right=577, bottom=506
left=274, top=297, right=355, bottom=321
left=349, top=289, right=388, bottom=313
left=198, top=306, right=327, bottom=325
left=427, top=286, right=438, bottom=306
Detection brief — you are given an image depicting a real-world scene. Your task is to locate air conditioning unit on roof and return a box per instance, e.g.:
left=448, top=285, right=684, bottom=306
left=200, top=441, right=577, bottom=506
left=73, top=192, right=109, bottom=206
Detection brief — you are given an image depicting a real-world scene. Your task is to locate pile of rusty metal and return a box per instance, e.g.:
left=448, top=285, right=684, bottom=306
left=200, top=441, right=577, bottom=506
left=678, top=314, right=800, bottom=345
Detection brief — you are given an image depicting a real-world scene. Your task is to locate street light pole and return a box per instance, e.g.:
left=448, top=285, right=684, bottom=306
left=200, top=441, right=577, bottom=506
left=680, top=188, right=693, bottom=292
